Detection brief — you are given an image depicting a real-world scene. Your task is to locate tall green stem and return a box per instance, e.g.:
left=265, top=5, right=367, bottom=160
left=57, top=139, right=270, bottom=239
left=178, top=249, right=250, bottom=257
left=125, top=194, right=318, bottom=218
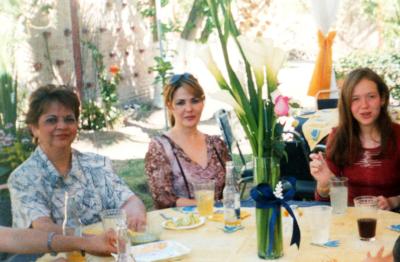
left=254, top=157, right=283, bottom=259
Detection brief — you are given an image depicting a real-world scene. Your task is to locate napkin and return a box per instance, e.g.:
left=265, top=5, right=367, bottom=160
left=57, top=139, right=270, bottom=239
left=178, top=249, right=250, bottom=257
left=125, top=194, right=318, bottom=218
left=388, top=224, right=400, bottom=232
left=208, top=210, right=251, bottom=222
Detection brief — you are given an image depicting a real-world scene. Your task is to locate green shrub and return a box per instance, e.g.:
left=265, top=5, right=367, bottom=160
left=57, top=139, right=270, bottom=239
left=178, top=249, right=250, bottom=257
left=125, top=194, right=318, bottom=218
left=0, top=72, right=17, bottom=133
left=0, top=72, right=35, bottom=197
left=335, top=52, right=400, bottom=100
left=80, top=42, right=121, bottom=130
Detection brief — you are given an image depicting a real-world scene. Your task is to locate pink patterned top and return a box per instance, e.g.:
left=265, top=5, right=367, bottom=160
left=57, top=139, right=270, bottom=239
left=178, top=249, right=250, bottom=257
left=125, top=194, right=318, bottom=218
left=145, top=134, right=230, bottom=209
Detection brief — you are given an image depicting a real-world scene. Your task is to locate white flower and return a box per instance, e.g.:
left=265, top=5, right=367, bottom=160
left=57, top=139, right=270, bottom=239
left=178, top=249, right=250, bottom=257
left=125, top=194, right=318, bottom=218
left=238, top=36, right=287, bottom=92
left=273, top=181, right=283, bottom=200
left=198, top=45, right=229, bottom=90
left=237, top=36, right=269, bottom=88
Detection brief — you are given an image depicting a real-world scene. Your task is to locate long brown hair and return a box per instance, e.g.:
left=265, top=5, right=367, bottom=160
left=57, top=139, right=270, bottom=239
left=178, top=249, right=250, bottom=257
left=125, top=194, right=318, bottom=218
left=328, top=67, right=393, bottom=167
left=163, top=73, right=205, bottom=127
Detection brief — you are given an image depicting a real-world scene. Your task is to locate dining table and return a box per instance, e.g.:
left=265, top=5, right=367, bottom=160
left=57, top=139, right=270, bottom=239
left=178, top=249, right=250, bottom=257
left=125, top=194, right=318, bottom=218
left=39, top=204, right=400, bottom=262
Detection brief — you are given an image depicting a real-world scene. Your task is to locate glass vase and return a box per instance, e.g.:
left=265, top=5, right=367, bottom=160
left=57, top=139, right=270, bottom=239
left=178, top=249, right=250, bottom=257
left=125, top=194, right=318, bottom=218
left=253, top=156, right=283, bottom=259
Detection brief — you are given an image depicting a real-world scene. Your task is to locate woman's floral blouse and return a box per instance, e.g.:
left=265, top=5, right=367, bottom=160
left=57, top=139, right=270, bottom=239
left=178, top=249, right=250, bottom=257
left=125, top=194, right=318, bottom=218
left=145, top=134, right=230, bottom=209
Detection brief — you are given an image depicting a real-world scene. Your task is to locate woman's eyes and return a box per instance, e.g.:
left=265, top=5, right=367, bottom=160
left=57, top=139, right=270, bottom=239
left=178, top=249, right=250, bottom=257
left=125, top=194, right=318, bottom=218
left=191, top=98, right=202, bottom=104
left=45, top=117, right=58, bottom=124
left=175, top=98, right=202, bottom=106
left=64, top=117, right=77, bottom=124
left=44, top=116, right=76, bottom=125
left=352, top=94, right=378, bottom=101
left=175, top=100, right=186, bottom=106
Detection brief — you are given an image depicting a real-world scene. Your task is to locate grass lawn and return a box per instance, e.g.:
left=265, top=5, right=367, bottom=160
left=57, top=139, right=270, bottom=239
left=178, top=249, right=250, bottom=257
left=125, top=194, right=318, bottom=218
left=114, top=159, right=155, bottom=210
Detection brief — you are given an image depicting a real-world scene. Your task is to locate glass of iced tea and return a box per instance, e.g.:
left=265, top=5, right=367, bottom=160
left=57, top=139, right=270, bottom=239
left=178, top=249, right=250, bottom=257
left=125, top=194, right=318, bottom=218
left=193, top=180, right=215, bottom=217
left=354, top=196, right=378, bottom=241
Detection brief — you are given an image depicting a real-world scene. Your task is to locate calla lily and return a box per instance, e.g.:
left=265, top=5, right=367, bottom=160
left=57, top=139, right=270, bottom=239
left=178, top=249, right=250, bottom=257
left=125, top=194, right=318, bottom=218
left=238, top=36, right=287, bottom=93
left=211, top=88, right=238, bottom=109
left=266, top=46, right=287, bottom=93
left=198, top=46, right=230, bottom=92
left=237, top=35, right=269, bottom=88
left=206, top=1, right=294, bottom=258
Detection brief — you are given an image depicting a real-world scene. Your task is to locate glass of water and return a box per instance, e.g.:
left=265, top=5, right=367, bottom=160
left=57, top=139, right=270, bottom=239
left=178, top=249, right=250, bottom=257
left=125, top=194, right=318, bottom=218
left=329, top=176, right=348, bottom=214
left=100, top=209, right=127, bottom=231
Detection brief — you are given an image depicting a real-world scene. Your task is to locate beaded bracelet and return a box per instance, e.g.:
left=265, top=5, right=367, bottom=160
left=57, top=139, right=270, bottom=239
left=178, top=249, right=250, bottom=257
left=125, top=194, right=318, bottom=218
left=317, top=185, right=330, bottom=198
left=47, top=232, right=57, bottom=256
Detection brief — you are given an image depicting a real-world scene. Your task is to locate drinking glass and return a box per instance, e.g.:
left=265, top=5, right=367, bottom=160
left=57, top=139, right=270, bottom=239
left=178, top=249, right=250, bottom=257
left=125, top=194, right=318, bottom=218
left=193, top=181, right=215, bottom=217
left=116, top=224, right=133, bottom=262
left=307, top=206, right=332, bottom=244
left=354, top=196, right=378, bottom=241
left=101, top=209, right=127, bottom=231
left=329, top=176, right=348, bottom=214
left=130, top=215, right=162, bottom=245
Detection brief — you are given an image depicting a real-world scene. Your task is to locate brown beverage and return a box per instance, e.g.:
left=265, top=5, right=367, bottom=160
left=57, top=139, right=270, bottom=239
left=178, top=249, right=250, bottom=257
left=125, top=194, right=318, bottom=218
left=357, top=218, right=377, bottom=239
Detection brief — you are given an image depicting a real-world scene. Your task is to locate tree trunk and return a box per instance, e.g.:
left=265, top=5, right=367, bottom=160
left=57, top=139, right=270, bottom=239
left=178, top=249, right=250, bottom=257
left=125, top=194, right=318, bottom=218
left=69, top=0, right=83, bottom=100
left=150, top=0, right=158, bottom=42
left=181, top=0, right=206, bottom=41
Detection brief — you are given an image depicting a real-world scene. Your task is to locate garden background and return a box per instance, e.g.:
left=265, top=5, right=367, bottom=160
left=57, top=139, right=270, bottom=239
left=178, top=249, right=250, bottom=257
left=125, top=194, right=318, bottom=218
left=1, top=0, right=399, bottom=212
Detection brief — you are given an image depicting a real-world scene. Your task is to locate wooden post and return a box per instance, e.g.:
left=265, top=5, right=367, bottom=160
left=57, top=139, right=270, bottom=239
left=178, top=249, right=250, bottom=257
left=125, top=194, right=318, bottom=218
left=69, top=0, right=83, bottom=101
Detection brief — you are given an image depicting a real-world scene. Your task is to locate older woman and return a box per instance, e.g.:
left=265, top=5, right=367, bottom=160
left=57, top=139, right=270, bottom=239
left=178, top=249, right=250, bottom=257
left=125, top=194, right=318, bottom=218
left=8, top=85, right=146, bottom=232
left=310, top=68, right=400, bottom=210
left=145, top=73, right=230, bottom=209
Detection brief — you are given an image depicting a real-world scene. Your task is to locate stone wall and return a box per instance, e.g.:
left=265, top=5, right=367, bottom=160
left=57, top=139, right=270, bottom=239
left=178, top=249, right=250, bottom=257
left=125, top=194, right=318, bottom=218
left=15, top=0, right=156, bottom=105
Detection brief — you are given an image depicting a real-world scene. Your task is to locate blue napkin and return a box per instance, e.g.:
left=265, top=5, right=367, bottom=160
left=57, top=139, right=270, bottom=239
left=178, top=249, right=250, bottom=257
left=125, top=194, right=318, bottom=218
left=223, top=225, right=244, bottom=233
left=311, top=240, right=340, bottom=248
left=181, top=206, right=196, bottom=213
left=388, top=224, right=400, bottom=232
left=323, top=240, right=340, bottom=247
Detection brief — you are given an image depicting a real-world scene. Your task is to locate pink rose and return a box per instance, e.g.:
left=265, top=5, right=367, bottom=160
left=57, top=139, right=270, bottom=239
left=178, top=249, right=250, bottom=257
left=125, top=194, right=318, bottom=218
left=274, top=95, right=289, bottom=116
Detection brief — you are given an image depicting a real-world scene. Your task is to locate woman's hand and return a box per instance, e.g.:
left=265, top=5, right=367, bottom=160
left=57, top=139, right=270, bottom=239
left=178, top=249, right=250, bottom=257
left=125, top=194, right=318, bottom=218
left=82, top=229, right=117, bottom=256
left=122, top=195, right=147, bottom=231
left=309, top=152, right=334, bottom=187
left=362, top=247, right=393, bottom=262
left=377, top=195, right=400, bottom=210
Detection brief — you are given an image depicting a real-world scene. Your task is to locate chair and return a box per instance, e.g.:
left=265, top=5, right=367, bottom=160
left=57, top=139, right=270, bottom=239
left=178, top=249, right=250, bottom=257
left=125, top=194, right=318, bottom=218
left=215, top=109, right=253, bottom=198
left=315, top=89, right=339, bottom=110
left=216, top=110, right=321, bottom=201
left=280, top=131, right=317, bottom=200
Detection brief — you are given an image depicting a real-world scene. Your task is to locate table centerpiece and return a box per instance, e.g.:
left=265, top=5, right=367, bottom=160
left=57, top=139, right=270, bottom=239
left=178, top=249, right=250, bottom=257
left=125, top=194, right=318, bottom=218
left=202, top=0, right=301, bottom=259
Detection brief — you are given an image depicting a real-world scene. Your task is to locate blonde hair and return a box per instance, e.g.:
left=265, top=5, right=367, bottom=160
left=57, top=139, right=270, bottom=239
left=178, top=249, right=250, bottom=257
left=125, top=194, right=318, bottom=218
left=163, top=73, right=205, bottom=126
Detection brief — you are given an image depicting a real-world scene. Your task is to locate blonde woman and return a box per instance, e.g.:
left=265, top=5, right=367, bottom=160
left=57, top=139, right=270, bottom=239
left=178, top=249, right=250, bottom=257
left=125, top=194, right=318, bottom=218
left=145, top=73, right=230, bottom=209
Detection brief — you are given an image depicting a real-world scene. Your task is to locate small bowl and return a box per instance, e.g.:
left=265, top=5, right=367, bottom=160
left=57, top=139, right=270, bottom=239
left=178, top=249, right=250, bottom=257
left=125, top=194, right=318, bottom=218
left=129, top=230, right=160, bottom=245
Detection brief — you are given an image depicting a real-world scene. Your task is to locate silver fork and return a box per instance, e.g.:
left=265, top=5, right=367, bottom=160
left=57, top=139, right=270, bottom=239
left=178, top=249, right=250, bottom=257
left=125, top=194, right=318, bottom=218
left=160, top=213, right=177, bottom=223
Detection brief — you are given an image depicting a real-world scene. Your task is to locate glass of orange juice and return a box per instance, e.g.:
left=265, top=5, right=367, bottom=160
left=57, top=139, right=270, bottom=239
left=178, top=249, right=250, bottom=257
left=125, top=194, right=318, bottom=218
left=66, top=251, right=85, bottom=262
left=193, top=180, right=215, bottom=217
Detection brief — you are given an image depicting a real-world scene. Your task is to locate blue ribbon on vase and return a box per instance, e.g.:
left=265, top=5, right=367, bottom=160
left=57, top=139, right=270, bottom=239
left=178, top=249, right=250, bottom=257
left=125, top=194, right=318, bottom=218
left=250, top=177, right=301, bottom=254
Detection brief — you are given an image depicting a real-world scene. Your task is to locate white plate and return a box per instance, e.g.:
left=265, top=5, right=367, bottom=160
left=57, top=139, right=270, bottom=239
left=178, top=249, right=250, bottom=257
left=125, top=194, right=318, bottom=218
left=131, top=240, right=190, bottom=262
left=161, top=216, right=205, bottom=230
